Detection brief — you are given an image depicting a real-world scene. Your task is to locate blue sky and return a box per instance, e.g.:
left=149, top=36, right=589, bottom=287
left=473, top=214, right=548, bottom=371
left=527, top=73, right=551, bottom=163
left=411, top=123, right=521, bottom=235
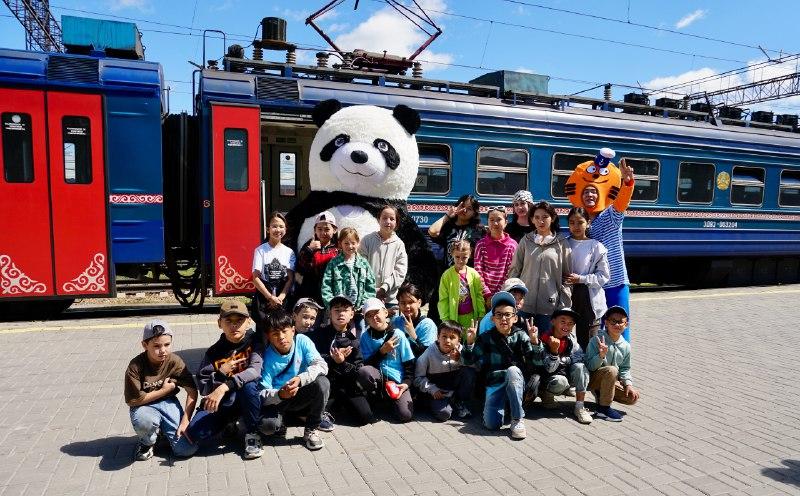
left=2, top=0, right=799, bottom=115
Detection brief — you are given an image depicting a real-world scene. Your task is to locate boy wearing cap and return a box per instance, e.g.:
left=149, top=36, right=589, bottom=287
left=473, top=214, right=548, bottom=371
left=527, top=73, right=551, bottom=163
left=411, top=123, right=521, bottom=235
left=585, top=306, right=640, bottom=422
left=295, top=210, right=339, bottom=305
left=185, top=300, right=265, bottom=459
left=463, top=292, right=543, bottom=439
left=293, top=297, right=322, bottom=333
left=526, top=308, right=593, bottom=425
left=124, top=320, right=198, bottom=461
left=309, top=295, right=375, bottom=426
left=478, top=278, right=528, bottom=335
left=359, top=297, right=416, bottom=422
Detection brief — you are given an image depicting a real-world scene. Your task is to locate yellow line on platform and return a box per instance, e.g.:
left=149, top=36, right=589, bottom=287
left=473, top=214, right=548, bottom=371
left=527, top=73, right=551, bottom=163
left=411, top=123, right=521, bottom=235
left=632, top=287, right=800, bottom=302
left=0, top=320, right=217, bottom=335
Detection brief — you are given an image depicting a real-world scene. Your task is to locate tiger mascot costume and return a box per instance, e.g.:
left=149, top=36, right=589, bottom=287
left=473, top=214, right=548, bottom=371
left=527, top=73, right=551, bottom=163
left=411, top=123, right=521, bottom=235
left=565, top=147, right=634, bottom=342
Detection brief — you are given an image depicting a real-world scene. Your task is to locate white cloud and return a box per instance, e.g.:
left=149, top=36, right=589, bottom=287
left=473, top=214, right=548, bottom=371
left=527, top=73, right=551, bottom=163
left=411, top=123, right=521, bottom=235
left=675, top=9, right=707, bottom=29
left=515, top=67, right=535, bottom=74
left=327, top=23, right=350, bottom=34
left=109, top=0, right=151, bottom=12
left=333, top=0, right=453, bottom=71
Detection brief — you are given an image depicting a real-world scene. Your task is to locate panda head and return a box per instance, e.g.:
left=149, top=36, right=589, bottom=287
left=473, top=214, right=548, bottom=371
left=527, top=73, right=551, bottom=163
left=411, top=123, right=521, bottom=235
left=308, top=100, right=421, bottom=199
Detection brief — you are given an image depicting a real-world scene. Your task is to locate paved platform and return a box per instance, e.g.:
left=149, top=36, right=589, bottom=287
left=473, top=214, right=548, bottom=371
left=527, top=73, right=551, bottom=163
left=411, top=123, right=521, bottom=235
left=1, top=285, right=799, bottom=496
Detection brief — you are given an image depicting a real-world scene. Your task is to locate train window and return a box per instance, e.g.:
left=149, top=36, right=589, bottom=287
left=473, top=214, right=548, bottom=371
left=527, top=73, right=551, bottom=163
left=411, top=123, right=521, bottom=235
left=551, top=153, right=593, bottom=198
left=279, top=152, right=296, bottom=196
left=622, top=158, right=660, bottom=202
left=779, top=170, right=800, bottom=207
left=223, top=128, right=248, bottom=191
left=2, top=112, right=34, bottom=183
left=62, top=116, right=91, bottom=184
left=677, top=162, right=715, bottom=204
left=414, top=143, right=450, bottom=194
left=476, top=147, right=528, bottom=196
left=730, top=166, right=765, bottom=206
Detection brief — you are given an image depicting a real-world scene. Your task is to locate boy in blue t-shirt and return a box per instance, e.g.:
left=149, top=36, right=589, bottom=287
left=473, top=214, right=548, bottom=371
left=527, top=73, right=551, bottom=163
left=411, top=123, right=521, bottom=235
left=359, top=298, right=416, bottom=422
left=259, top=310, right=329, bottom=450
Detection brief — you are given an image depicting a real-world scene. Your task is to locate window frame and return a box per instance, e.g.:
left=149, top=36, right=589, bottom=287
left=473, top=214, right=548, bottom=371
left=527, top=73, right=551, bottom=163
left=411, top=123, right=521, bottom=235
left=676, top=161, right=716, bottom=205
left=730, top=165, right=765, bottom=207
left=223, top=127, right=249, bottom=192
left=474, top=146, right=529, bottom=198
left=620, top=156, right=661, bottom=203
left=550, top=151, right=594, bottom=199
left=1, top=111, right=35, bottom=183
left=778, top=169, right=800, bottom=208
left=61, top=115, right=92, bottom=185
left=414, top=142, right=452, bottom=195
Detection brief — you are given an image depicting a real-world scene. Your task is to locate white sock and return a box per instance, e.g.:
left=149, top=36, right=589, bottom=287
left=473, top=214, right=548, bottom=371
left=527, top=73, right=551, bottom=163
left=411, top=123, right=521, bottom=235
left=575, top=401, right=585, bottom=412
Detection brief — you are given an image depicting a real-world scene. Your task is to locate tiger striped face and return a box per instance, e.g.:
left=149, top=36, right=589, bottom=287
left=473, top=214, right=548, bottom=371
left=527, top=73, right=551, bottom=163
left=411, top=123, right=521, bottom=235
left=565, top=159, right=623, bottom=214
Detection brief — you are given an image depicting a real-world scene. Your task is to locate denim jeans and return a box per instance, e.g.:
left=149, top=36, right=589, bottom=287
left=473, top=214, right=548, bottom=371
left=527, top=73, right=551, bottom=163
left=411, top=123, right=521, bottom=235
left=483, top=366, right=524, bottom=430
left=129, top=396, right=197, bottom=457
left=185, top=381, right=262, bottom=444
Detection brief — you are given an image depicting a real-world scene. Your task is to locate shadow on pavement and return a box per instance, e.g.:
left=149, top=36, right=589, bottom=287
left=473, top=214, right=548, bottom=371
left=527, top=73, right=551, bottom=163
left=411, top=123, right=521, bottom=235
left=762, top=460, right=800, bottom=487
left=60, top=436, right=137, bottom=471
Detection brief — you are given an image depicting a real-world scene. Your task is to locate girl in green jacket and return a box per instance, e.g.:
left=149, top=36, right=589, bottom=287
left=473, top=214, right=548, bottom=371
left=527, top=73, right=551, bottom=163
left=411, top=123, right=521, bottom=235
left=321, top=227, right=376, bottom=330
left=438, top=240, right=486, bottom=331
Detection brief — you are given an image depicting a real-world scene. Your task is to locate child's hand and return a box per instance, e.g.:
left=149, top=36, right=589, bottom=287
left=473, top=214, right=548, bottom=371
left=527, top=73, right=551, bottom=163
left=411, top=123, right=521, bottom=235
left=446, top=202, right=462, bottom=219
left=450, top=348, right=461, bottom=362
left=376, top=287, right=387, bottom=301
left=204, top=384, right=228, bottom=413
left=402, top=313, right=417, bottom=340
left=397, top=383, right=409, bottom=395
left=176, top=417, right=190, bottom=441
left=219, top=357, right=246, bottom=376
left=278, top=377, right=300, bottom=399
left=465, top=319, right=477, bottom=346
left=565, top=273, right=581, bottom=285
left=309, top=240, right=321, bottom=250
left=432, top=390, right=446, bottom=400
left=161, top=378, right=177, bottom=392
left=625, top=384, right=640, bottom=402
left=597, top=335, right=608, bottom=359
left=524, top=317, right=539, bottom=345
left=547, top=336, right=561, bottom=354
left=379, top=335, right=400, bottom=355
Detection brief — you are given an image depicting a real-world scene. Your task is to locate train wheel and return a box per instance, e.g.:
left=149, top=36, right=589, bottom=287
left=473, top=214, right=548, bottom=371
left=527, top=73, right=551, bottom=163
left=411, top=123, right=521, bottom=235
left=753, top=258, right=777, bottom=286
left=729, top=258, right=754, bottom=286
left=777, top=258, right=799, bottom=284
left=0, top=299, right=74, bottom=320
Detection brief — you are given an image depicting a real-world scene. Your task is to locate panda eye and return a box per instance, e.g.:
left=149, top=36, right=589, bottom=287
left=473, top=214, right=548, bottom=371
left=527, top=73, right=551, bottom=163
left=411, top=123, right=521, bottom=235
left=334, top=136, right=347, bottom=147
left=599, top=168, right=610, bottom=176
left=375, top=140, right=389, bottom=152
left=586, top=165, right=597, bottom=174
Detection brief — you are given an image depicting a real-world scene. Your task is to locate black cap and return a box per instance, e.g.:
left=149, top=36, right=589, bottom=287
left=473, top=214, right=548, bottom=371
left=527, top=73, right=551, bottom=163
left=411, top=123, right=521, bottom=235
left=330, top=294, right=355, bottom=308
left=551, top=307, right=580, bottom=321
left=603, top=305, right=628, bottom=320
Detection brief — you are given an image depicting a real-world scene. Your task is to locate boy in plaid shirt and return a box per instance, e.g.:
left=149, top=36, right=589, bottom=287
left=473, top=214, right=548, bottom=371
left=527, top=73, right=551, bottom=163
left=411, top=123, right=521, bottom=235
left=463, top=291, right=544, bottom=440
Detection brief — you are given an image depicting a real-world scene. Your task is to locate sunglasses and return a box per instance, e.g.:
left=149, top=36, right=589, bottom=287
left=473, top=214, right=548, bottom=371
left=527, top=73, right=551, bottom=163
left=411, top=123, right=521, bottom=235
left=486, top=206, right=506, bottom=214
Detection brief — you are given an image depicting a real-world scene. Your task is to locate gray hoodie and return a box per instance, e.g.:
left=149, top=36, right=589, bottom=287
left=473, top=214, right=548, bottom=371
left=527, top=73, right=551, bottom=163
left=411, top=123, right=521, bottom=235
left=507, top=232, right=572, bottom=316
left=359, top=231, right=408, bottom=306
left=414, top=342, right=464, bottom=394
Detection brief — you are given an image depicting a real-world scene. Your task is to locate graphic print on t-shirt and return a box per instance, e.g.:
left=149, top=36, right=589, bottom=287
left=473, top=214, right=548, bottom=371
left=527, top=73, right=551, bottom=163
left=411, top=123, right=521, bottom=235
left=263, top=258, right=288, bottom=295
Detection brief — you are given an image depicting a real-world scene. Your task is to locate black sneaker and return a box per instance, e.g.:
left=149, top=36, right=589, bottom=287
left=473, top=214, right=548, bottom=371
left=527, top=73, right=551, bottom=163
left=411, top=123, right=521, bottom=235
left=318, top=412, right=335, bottom=432
left=134, top=442, right=154, bottom=461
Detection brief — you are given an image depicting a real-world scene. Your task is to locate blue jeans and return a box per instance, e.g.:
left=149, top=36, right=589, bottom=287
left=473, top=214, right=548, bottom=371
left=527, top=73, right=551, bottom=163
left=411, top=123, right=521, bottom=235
left=483, top=366, right=524, bottom=430
left=129, top=396, right=197, bottom=457
left=185, top=381, right=261, bottom=444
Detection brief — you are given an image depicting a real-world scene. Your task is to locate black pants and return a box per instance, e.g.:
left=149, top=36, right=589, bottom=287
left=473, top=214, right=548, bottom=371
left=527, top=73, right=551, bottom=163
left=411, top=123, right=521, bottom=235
left=360, top=365, right=414, bottom=423
left=260, top=376, right=330, bottom=433
left=571, top=283, right=599, bottom=350
left=329, top=367, right=377, bottom=425
left=421, top=367, right=476, bottom=421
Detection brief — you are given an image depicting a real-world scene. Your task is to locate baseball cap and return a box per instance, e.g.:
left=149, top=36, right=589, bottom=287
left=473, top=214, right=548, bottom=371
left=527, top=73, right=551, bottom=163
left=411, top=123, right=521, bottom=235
left=491, top=291, right=517, bottom=313
left=501, top=278, right=528, bottom=295
left=362, top=297, right=386, bottom=315
left=315, top=210, right=337, bottom=228
left=220, top=299, right=250, bottom=318
left=142, top=319, right=173, bottom=341
left=603, top=305, right=628, bottom=320
left=294, top=297, right=323, bottom=312
left=551, top=307, right=580, bottom=321
left=329, top=294, right=354, bottom=308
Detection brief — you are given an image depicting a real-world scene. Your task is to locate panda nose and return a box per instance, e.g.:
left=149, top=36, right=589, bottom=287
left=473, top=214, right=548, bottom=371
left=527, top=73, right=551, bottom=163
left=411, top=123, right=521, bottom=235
left=350, top=150, right=368, bottom=164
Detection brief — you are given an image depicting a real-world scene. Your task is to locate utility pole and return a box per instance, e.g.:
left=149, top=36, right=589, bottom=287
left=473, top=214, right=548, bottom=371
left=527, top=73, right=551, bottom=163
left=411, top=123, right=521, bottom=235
left=689, top=71, right=800, bottom=107
left=2, top=0, right=63, bottom=52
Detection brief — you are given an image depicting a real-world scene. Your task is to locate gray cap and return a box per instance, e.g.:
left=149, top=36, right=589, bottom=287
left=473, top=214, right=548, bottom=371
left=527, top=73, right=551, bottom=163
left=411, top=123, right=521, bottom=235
left=491, top=291, right=517, bottom=312
left=143, top=319, right=173, bottom=341
left=294, top=297, right=323, bottom=312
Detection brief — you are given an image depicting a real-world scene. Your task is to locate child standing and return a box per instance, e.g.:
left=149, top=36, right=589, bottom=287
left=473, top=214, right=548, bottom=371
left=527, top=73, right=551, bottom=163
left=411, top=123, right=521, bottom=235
left=392, top=282, right=438, bottom=356
left=252, top=212, right=296, bottom=328
left=124, top=320, right=198, bottom=460
left=505, top=190, right=534, bottom=242
left=293, top=298, right=323, bottom=334
left=359, top=298, right=416, bottom=422
left=474, top=206, right=518, bottom=305
left=259, top=311, right=329, bottom=451
left=438, top=240, right=485, bottom=331
left=295, top=211, right=339, bottom=304
left=186, top=301, right=264, bottom=459
left=585, top=306, right=640, bottom=421
left=414, top=320, right=476, bottom=421
left=321, top=227, right=376, bottom=329
left=359, top=205, right=408, bottom=311
left=565, top=207, right=610, bottom=350
left=428, top=194, right=486, bottom=268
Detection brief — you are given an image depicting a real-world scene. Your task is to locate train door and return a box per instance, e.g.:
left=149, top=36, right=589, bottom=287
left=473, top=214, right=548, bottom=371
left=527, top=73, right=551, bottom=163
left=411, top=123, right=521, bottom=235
left=47, top=92, right=112, bottom=296
left=0, top=88, right=54, bottom=298
left=210, top=103, right=261, bottom=295
left=268, top=145, right=303, bottom=213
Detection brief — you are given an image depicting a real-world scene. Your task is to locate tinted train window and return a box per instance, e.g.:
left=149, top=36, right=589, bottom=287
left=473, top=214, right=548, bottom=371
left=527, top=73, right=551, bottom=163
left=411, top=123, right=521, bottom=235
left=779, top=170, right=800, bottom=207
left=622, top=157, right=660, bottom=202
left=414, top=143, right=450, bottom=194
left=551, top=153, right=592, bottom=198
left=2, top=112, right=34, bottom=183
left=224, top=128, right=248, bottom=191
left=62, top=116, right=91, bottom=184
left=678, top=162, right=715, bottom=204
left=731, top=166, right=764, bottom=206
left=278, top=152, right=296, bottom=197
left=476, top=147, right=528, bottom=196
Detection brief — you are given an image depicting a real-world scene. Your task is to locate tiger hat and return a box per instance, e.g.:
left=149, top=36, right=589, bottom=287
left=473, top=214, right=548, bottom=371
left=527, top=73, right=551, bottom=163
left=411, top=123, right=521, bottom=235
left=565, top=147, right=630, bottom=214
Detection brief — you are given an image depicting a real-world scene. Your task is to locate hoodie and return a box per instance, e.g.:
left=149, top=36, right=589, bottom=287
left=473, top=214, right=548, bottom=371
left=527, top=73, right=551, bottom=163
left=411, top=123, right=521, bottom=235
left=359, top=231, right=408, bottom=306
left=507, top=232, right=572, bottom=316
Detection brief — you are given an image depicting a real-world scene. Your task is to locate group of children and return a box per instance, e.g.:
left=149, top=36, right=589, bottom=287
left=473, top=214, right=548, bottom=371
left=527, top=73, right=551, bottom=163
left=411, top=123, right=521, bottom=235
left=124, top=190, right=640, bottom=460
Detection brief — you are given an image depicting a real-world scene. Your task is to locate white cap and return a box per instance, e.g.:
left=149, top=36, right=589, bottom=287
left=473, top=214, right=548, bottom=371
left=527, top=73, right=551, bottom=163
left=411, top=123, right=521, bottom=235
left=599, top=147, right=615, bottom=159
left=362, top=297, right=386, bottom=315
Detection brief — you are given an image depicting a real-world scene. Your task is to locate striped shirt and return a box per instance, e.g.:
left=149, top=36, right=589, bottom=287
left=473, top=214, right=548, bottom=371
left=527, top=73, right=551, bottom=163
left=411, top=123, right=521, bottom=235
left=589, top=207, right=629, bottom=287
left=473, top=233, right=518, bottom=297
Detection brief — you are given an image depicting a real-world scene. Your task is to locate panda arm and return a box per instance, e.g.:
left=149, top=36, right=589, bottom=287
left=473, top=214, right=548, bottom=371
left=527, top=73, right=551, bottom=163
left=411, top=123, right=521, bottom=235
left=394, top=212, right=440, bottom=303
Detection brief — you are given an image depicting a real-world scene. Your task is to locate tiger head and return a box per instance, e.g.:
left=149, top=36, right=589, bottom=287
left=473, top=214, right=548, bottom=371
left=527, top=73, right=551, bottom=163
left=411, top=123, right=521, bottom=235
left=565, top=147, right=622, bottom=214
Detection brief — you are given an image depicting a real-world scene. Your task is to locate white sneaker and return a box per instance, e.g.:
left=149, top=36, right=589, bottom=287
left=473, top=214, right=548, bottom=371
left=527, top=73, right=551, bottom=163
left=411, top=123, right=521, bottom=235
left=304, top=427, right=324, bottom=451
left=574, top=407, right=593, bottom=425
left=565, top=387, right=576, bottom=397
left=510, top=418, right=527, bottom=439
left=243, top=432, right=264, bottom=459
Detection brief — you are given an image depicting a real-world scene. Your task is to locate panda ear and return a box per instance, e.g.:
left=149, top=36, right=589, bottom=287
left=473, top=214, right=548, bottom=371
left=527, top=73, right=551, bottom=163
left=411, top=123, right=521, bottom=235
left=392, top=104, right=420, bottom=135
left=312, top=99, right=342, bottom=127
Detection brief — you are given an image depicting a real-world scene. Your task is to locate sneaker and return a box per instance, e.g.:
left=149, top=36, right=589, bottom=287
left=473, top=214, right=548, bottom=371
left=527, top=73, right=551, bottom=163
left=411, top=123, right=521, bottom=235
left=303, top=427, right=325, bottom=451
left=595, top=405, right=623, bottom=422
left=318, top=412, right=335, bottom=432
left=454, top=401, right=472, bottom=419
left=243, top=432, right=264, bottom=459
left=509, top=418, right=527, bottom=440
left=574, top=407, right=593, bottom=425
left=541, top=392, right=559, bottom=409
left=565, top=387, right=576, bottom=397
left=134, top=442, right=154, bottom=461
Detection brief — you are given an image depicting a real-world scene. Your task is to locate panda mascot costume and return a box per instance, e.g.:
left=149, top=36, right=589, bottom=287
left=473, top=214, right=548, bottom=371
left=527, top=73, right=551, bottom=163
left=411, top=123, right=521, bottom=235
left=285, top=99, right=438, bottom=305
